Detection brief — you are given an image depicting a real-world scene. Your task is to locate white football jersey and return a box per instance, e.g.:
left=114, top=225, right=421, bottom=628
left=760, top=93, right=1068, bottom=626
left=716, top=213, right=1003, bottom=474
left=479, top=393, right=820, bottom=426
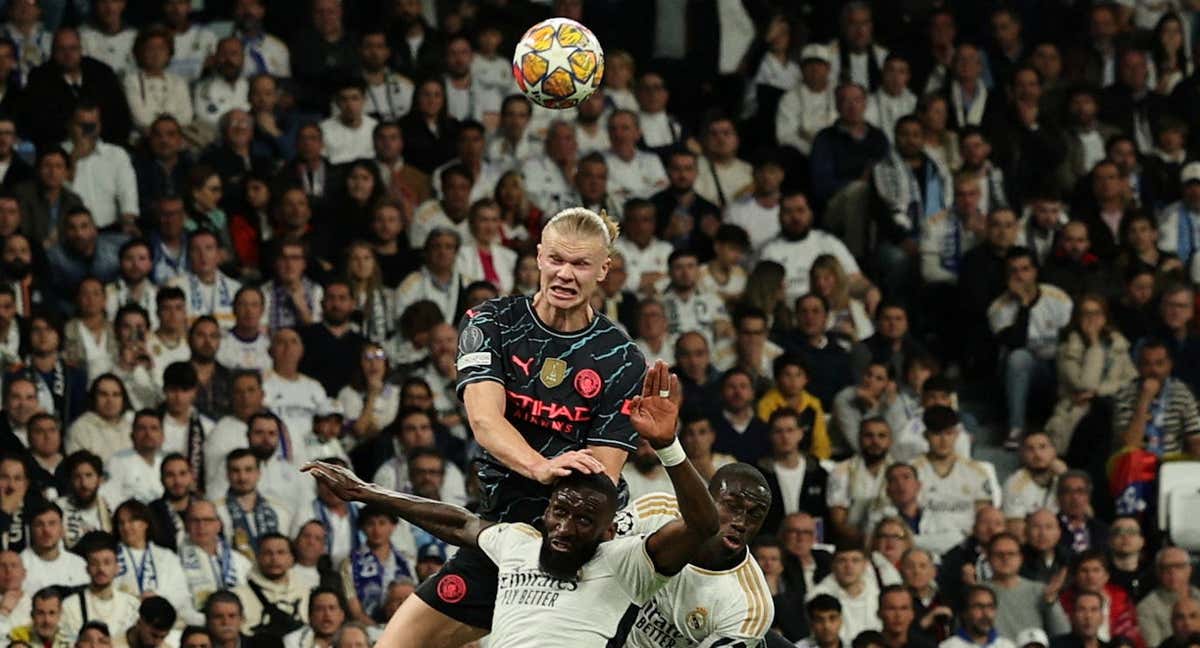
left=910, top=456, right=994, bottom=535
left=616, top=494, right=773, bottom=648
left=477, top=522, right=669, bottom=647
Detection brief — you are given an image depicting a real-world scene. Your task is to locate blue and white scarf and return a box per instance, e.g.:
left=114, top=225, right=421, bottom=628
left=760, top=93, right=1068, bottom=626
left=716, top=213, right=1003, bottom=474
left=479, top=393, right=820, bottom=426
left=349, top=544, right=412, bottom=616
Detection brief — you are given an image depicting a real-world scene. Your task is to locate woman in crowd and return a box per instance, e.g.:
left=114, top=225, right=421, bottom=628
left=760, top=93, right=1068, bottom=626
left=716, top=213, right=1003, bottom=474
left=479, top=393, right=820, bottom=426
left=64, top=373, right=134, bottom=463
left=64, top=278, right=115, bottom=381
left=339, top=341, right=401, bottom=445
left=1045, top=294, right=1136, bottom=456
left=344, top=242, right=394, bottom=344
left=112, top=499, right=190, bottom=617
left=185, top=165, right=234, bottom=257
left=811, top=254, right=873, bottom=341
left=493, top=170, right=540, bottom=252
left=337, top=161, right=387, bottom=250
left=124, top=25, right=193, bottom=136
left=454, top=199, right=516, bottom=294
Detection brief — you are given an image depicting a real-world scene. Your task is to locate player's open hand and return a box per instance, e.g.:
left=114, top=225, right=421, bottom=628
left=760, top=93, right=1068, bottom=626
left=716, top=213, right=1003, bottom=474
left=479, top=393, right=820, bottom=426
left=532, top=449, right=606, bottom=484
left=301, top=460, right=373, bottom=502
left=629, top=360, right=681, bottom=449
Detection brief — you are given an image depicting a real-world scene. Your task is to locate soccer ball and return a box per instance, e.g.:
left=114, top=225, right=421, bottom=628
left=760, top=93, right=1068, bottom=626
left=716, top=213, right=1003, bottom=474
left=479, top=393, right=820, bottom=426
left=512, top=17, right=604, bottom=109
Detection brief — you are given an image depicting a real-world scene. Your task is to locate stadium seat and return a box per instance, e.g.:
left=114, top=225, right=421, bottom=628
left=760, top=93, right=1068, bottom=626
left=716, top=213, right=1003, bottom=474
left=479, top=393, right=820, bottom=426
left=1158, top=461, right=1200, bottom=550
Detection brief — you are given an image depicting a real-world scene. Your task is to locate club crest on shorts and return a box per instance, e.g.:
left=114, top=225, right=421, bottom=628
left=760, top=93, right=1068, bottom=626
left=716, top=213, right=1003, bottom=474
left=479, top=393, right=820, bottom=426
left=574, top=368, right=602, bottom=398
left=686, top=607, right=708, bottom=631
left=540, top=358, right=568, bottom=388
left=437, top=574, right=468, bottom=603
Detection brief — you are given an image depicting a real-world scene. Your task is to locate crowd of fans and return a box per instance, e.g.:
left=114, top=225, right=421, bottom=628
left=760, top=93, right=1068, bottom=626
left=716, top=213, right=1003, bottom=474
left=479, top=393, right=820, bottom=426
left=0, top=0, right=1198, bottom=647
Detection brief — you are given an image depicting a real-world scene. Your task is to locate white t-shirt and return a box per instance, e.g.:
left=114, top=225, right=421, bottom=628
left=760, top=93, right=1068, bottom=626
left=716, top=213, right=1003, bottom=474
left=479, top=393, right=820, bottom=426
left=477, top=522, right=670, bottom=646
left=1002, top=469, right=1060, bottom=520
left=60, top=586, right=140, bottom=639
left=603, top=150, right=668, bottom=204
left=114, top=543, right=191, bottom=618
left=723, top=195, right=781, bottom=252
left=774, top=460, right=807, bottom=517
left=757, top=230, right=861, bottom=303
left=661, top=289, right=727, bottom=341
left=262, top=371, right=328, bottom=448
left=320, top=115, right=379, bottom=165
left=826, top=456, right=891, bottom=529
left=102, top=449, right=165, bottom=505
left=215, top=329, right=271, bottom=370
left=613, top=238, right=673, bottom=294
left=20, top=547, right=88, bottom=592
left=162, top=410, right=214, bottom=456
left=911, top=456, right=995, bottom=536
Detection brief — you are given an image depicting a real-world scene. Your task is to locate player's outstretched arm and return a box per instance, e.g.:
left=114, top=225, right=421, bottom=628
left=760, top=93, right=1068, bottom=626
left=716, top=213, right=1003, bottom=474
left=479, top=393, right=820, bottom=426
left=633, top=361, right=719, bottom=576
left=464, top=380, right=608, bottom=483
left=302, top=461, right=492, bottom=548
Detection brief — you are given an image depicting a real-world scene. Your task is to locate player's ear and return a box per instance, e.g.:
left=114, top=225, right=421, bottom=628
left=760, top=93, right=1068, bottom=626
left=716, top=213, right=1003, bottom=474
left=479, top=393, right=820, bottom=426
left=604, top=520, right=617, bottom=541
left=596, top=255, right=610, bottom=283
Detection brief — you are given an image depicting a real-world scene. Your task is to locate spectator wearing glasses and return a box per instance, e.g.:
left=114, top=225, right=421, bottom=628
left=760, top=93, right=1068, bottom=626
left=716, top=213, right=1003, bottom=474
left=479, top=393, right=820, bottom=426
left=1107, top=517, right=1152, bottom=603
left=1136, top=547, right=1200, bottom=648
left=987, top=532, right=1070, bottom=640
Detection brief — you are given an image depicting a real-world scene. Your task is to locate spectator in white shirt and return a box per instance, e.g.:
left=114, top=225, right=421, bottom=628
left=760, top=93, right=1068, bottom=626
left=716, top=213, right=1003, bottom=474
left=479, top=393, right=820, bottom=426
left=574, top=89, right=610, bottom=155
left=486, top=95, right=539, bottom=171
left=866, top=55, right=917, bottom=143
left=519, top=120, right=578, bottom=213
left=442, top=34, right=499, bottom=128
left=102, top=409, right=168, bottom=506
left=232, top=0, right=290, bottom=78
left=59, top=534, right=141, bottom=640
left=455, top=198, right=516, bottom=294
left=79, top=0, right=136, bottom=76
left=808, top=545, right=883, bottom=643
left=64, top=101, right=139, bottom=232
left=634, top=299, right=676, bottom=367
left=216, top=286, right=270, bottom=370
left=759, top=192, right=866, bottom=303
left=988, top=247, right=1073, bottom=446
left=661, top=248, right=730, bottom=342
left=432, top=121, right=502, bottom=202
left=167, top=230, right=242, bottom=328
left=693, top=115, right=752, bottom=210
left=356, top=29, right=414, bottom=122
left=261, top=328, right=328, bottom=447
left=20, top=502, right=88, bottom=593
left=162, top=0, right=218, bottom=82
left=0, top=548, right=31, bottom=638
left=723, top=155, right=784, bottom=252
left=603, top=110, right=668, bottom=205
left=192, top=37, right=251, bottom=130
left=634, top=71, right=684, bottom=154
left=321, top=78, right=378, bottom=165
left=124, top=26, right=194, bottom=136
left=612, top=198, right=673, bottom=296
left=110, top=501, right=190, bottom=617
left=777, top=44, right=837, bottom=157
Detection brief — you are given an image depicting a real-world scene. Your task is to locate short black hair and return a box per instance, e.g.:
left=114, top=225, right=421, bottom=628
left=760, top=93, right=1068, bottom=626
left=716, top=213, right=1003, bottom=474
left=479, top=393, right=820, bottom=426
left=156, top=286, right=186, bottom=309
left=163, top=361, right=198, bottom=390
left=806, top=593, right=842, bottom=616
left=204, top=590, right=244, bottom=616
left=772, top=354, right=807, bottom=379
left=667, top=248, right=699, bottom=267
left=359, top=503, right=399, bottom=527
left=551, top=470, right=619, bottom=511
left=922, top=405, right=958, bottom=432
left=713, top=223, right=750, bottom=249
left=225, top=447, right=258, bottom=467
left=64, top=450, right=103, bottom=480
left=708, top=463, right=771, bottom=505
left=921, top=374, right=955, bottom=395
left=139, top=596, right=177, bottom=630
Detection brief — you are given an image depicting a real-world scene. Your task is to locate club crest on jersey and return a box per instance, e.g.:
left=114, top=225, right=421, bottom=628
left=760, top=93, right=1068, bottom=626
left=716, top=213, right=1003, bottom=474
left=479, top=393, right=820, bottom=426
left=686, top=607, right=708, bottom=631
left=540, top=358, right=568, bottom=388
left=574, top=368, right=602, bottom=398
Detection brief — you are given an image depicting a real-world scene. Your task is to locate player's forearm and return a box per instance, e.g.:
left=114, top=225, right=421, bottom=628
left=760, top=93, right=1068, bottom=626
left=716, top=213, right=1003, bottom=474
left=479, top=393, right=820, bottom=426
left=361, top=484, right=487, bottom=548
left=665, top=459, right=719, bottom=544
left=469, top=411, right=549, bottom=480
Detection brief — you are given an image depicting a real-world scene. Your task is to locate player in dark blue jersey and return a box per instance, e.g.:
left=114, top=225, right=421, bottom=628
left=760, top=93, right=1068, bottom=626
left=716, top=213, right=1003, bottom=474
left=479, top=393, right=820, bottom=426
left=379, top=207, right=648, bottom=647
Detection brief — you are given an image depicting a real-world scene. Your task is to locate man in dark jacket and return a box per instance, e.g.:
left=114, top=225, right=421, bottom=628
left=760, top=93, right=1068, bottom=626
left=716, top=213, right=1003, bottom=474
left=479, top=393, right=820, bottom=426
left=19, top=27, right=131, bottom=148
left=759, top=408, right=829, bottom=536
left=1041, top=220, right=1113, bottom=299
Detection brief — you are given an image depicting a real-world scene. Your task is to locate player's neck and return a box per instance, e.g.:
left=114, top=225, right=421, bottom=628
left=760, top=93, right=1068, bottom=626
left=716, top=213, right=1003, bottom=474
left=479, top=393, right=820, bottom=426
left=692, top=541, right=745, bottom=572
left=532, top=293, right=593, bottom=333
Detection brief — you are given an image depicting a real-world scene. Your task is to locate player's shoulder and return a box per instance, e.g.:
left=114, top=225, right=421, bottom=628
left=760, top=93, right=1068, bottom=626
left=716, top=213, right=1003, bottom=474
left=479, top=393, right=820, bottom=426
left=713, top=557, right=775, bottom=638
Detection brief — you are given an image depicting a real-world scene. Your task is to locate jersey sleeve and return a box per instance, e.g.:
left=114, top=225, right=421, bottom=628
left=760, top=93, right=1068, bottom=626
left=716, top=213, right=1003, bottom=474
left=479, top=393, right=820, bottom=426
left=455, top=299, right=506, bottom=399
left=602, top=535, right=670, bottom=605
left=583, top=340, right=647, bottom=451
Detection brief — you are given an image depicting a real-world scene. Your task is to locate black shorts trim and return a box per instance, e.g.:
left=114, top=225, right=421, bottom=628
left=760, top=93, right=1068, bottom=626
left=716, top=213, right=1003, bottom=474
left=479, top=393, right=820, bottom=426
left=414, top=545, right=498, bottom=630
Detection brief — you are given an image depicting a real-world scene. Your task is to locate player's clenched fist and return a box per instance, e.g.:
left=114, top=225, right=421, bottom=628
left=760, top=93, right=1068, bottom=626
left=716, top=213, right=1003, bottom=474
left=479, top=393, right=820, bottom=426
left=629, top=360, right=681, bottom=450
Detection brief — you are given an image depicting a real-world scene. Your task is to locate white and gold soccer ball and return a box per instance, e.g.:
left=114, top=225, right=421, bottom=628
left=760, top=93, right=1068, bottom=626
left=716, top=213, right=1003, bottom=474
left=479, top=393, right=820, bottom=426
left=512, top=17, right=604, bottom=109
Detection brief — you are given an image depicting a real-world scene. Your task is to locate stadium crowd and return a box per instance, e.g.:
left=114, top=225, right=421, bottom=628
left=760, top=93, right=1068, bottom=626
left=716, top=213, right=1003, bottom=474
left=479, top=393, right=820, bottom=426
left=0, top=0, right=1199, bottom=646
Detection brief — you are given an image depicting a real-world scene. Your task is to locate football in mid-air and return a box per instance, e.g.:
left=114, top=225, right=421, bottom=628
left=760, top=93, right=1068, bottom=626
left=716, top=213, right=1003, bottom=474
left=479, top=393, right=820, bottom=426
left=512, top=17, right=604, bottom=109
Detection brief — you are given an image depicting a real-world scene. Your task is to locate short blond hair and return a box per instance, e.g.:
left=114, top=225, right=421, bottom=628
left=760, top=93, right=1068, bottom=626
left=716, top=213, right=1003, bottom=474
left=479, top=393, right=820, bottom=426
left=543, top=207, right=620, bottom=252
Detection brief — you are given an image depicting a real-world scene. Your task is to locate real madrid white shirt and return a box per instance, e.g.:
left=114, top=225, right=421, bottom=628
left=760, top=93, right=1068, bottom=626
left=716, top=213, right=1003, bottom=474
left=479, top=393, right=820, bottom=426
left=63, top=139, right=140, bottom=229
left=661, top=289, right=728, bottom=345
left=987, top=284, right=1074, bottom=360
left=520, top=155, right=573, bottom=214
left=168, top=271, right=242, bottom=329
left=162, top=408, right=213, bottom=456
left=216, top=329, right=271, bottom=370
left=757, top=230, right=861, bottom=303
left=616, top=494, right=774, bottom=648
left=694, top=156, right=753, bottom=208
left=263, top=370, right=328, bottom=446
left=1002, top=468, right=1060, bottom=521
left=407, top=199, right=471, bottom=250
left=613, top=237, right=673, bottom=295
left=476, top=522, right=670, bottom=647
left=365, top=73, right=414, bottom=121
left=723, top=195, right=781, bottom=252
left=20, top=545, right=88, bottom=592
left=102, top=449, right=165, bottom=505
left=826, top=455, right=893, bottom=530
left=910, top=455, right=995, bottom=536
left=168, top=24, right=219, bottom=81
left=60, top=586, right=140, bottom=639
left=79, top=25, right=136, bottom=75
left=603, top=150, right=669, bottom=204
left=113, top=543, right=190, bottom=620
left=320, top=115, right=378, bottom=165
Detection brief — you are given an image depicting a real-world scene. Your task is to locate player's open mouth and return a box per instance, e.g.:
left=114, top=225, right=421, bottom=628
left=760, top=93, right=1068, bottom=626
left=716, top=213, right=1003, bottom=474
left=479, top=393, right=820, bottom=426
left=722, top=534, right=743, bottom=550
left=550, top=538, right=572, bottom=552
left=549, top=285, right=577, bottom=298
